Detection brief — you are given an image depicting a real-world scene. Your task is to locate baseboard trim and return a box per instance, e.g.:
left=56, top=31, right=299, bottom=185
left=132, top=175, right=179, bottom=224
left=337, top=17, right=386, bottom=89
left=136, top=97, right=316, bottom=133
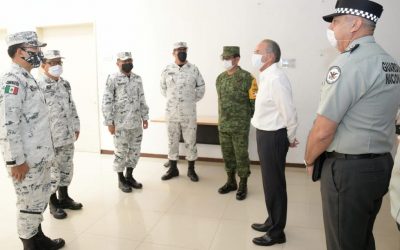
left=100, top=150, right=303, bottom=168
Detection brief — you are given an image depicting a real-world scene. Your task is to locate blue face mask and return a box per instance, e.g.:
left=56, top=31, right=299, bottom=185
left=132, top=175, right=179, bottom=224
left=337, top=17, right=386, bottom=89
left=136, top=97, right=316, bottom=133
left=21, top=48, right=44, bottom=68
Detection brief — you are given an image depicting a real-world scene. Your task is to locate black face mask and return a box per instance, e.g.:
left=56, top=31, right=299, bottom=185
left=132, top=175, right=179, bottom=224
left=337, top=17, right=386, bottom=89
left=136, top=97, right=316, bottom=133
left=177, top=51, right=187, bottom=63
left=21, top=49, right=44, bottom=68
left=121, top=62, right=133, bottom=73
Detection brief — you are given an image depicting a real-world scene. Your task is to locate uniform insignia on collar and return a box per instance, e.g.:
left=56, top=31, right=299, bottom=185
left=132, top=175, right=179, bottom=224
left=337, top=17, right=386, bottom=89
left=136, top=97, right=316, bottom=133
left=326, top=66, right=341, bottom=84
left=343, top=44, right=360, bottom=54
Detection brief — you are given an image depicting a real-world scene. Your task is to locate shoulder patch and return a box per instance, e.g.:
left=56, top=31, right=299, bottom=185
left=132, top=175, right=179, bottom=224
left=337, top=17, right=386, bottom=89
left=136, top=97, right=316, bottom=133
left=326, top=66, right=341, bottom=84
left=5, top=85, right=19, bottom=95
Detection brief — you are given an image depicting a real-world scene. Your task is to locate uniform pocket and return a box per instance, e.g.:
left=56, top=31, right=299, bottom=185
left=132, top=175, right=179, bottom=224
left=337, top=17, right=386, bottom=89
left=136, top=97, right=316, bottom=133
left=331, top=160, right=341, bottom=192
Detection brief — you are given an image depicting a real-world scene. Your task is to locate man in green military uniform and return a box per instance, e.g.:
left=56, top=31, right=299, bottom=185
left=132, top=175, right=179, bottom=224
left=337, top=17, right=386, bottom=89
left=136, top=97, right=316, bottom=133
left=216, top=46, right=257, bottom=200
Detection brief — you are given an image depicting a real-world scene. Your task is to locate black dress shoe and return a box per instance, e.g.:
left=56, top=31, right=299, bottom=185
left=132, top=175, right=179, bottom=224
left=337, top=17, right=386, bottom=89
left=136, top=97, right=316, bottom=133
left=252, top=233, right=286, bottom=246
left=251, top=222, right=272, bottom=232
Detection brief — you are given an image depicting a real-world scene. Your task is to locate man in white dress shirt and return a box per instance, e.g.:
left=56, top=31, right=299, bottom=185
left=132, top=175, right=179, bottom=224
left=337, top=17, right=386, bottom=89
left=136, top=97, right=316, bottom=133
left=250, top=39, right=298, bottom=247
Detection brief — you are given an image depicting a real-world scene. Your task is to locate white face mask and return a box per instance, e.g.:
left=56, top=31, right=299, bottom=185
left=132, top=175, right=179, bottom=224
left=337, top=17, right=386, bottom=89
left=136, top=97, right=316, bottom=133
left=48, top=65, right=63, bottom=77
left=251, top=54, right=264, bottom=69
left=223, top=60, right=234, bottom=70
left=326, top=29, right=337, bottom=48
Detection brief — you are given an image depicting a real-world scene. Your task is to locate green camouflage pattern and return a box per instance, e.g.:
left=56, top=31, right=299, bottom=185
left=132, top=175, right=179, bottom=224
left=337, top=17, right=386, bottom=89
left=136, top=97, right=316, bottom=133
left=216, top=66, right=256, bottom=133
left=221, top=46, right=240, bottom=57
left=219, top=130, right=250, bottom=178
left=216, top=66, right=257, bottom=178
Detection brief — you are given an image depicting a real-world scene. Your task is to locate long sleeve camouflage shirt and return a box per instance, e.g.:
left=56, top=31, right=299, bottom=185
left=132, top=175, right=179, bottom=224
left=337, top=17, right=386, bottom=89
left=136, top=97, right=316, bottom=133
left=0, top=63, right=54, bottom=166
left=216, top=66, right=257, bottom=133
left=102, top=72, right=149, bottom=130
left=37, top=72, right=80, bottom=148
left=160, top=62, right=205, bottom=121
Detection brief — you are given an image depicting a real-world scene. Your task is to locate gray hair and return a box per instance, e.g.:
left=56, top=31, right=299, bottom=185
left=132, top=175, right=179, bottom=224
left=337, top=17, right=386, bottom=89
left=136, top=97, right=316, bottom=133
left=346, top=15, right=376, bottom=34
left=262, top=39, right=281, bottom=63
left=362, top=18, right=376, bottom=33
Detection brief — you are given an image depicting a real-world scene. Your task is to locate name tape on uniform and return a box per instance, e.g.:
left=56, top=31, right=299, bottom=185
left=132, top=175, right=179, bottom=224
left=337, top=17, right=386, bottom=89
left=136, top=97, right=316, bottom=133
left=383, top=62, right=400, bottom=85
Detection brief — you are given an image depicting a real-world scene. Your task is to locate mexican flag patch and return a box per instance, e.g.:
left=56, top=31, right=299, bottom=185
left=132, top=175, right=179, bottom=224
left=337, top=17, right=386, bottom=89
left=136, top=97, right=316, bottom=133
left=5, top=85, right=19, bottom=95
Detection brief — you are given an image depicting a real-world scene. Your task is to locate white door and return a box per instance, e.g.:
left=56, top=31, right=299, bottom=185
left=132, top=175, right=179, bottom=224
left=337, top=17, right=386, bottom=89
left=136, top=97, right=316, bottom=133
left=0, top=29, right=9, bottom=75
left=37, top=24, right=100, bottom=153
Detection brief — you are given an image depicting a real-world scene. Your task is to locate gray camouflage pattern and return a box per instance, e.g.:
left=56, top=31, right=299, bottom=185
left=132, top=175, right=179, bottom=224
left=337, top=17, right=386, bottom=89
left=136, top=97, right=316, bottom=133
left=167, top=118, right=197, bottom=161
left=160, top=62, right=205, bottom=161
left=102, top=72, right=149, bottom=130
left=51, top=144, right=75, bottom=192
left=0, top=63, right=54, bottom=239
left=113, top=128, right=143, bottom=172
left=5, top=31, right=46, bottom=47
left=37, top=72, right=80, bottom=148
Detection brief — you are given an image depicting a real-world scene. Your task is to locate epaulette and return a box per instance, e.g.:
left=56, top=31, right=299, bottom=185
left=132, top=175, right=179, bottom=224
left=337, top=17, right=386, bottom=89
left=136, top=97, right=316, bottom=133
left=342, top=44, right=360, bottom=54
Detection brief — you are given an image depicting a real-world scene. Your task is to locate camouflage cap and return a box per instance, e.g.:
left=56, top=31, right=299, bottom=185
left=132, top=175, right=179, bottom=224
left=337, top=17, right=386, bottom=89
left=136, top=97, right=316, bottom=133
left=117, top=52, right=132, bottom=60
left=43, top=50, right=64, bottom=60
left=221, top=46, right=240, bottom=57
left=173, top=42, right=187, bottom=49
left=5, top=31, right=47, bottom=47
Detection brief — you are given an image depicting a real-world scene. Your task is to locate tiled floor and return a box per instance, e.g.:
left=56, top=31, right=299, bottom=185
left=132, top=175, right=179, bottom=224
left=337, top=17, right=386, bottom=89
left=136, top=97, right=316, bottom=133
left=0, top=152, right=399, bottom=250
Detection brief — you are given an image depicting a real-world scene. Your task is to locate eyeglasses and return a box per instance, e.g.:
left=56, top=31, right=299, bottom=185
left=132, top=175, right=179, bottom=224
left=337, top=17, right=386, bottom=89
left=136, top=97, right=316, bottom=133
left=46, top=61, right=63, bottom=66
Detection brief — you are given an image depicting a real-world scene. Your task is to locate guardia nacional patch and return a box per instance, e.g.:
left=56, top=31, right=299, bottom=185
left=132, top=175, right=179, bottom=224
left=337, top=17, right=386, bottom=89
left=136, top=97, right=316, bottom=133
left=326, top=66, right=341, bottom=84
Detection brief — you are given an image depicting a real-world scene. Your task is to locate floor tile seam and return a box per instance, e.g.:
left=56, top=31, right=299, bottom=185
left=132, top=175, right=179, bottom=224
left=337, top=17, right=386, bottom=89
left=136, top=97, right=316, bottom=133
left=135, top=194, right=180, bottom=247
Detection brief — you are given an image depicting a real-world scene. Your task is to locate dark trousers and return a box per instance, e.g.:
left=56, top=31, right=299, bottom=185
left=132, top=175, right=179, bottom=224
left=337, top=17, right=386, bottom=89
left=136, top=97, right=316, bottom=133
left=321, top=154, right=393, bottom=250
left=256, top=128, right=289, bottom=237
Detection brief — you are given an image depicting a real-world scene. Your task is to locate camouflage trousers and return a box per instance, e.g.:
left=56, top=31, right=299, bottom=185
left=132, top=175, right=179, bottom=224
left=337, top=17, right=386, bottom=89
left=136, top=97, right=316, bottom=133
left=9, top=161, right=52, bottom=239
left=219, top=130, right=250, bottom=178
left=113, top=127, right=143, bottom=172
left=51, top=143, right=75, bottom=193
left=167, top=119, right=197, bottom=161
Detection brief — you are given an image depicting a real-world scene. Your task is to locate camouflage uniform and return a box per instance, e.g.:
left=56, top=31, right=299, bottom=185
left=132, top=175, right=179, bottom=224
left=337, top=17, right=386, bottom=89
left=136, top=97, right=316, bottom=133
left=37, top=71, right=79, bottom=192
left=102, top=71, right=149, bottom=172
left=160, top=62, right=205, bottom=161
left=216, top=64, right=257, bottom=178
left=0, top=63, right=54, bottom=239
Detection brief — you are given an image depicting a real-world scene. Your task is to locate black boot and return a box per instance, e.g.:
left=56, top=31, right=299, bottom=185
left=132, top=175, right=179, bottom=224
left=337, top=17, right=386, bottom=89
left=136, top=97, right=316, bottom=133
left=125, top=167, right=143, bottom=189
left=35, top=224, right=65, bottom=249
left=163, top=160, right=170, bottom=168
left=20, top=237, right=36, bottom=250
left=118, top=172, right=132, bottom=193
left=49, top=193, right=67, bottom=219
left=58, top=186, right=83, bottom=210
left=187, top=161, right=199, bottom=182
left=218, top=172, right=237, bottom=194
left=236, top=177, right=248, bottom=200
left=161, top=160, right=179, bottom=180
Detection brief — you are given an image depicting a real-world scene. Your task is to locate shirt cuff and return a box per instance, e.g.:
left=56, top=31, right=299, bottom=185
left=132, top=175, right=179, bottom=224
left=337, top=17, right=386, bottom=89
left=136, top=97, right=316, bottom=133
left=104, top=120, right=114, bottom=126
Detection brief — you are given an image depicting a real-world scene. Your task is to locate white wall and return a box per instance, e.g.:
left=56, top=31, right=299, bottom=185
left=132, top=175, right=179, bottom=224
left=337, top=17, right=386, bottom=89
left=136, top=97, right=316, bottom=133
left=95, top=0, right=400, bottom=163
left=37, top=24, right=100, bottom=153
left=0, top=0, right=399, bottom=163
